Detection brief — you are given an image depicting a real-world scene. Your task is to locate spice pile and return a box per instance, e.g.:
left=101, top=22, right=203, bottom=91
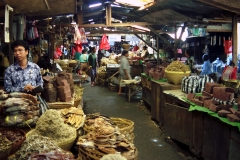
left=61, top=107, right=85, bottom=129
left=165, top=61, right=190, bottom=72
left=77, top=114, right=137, bottom=160
left=32, top=109, right=76, bottom=142
left=9, top=134, right=60, bottom=160
left=0, top=91, right=41, bottom=127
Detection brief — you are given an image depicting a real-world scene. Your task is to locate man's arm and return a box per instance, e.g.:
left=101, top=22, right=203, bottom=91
left=4, top=69, right=22, bottom=92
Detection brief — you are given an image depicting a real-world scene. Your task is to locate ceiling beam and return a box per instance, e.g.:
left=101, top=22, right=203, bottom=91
left=148, top=26, right=172, bottom=48
left=134, top=34, right=158, bottom=52
left=197, top=0, right=240, bottom=14
left=78, top=22, right=154, bottom=27
left=87, top=30, right=149, bottom=35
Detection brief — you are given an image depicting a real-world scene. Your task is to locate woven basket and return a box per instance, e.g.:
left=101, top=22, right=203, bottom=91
left=79, top=147, right=106, bottom=160
left=110, top=117, right=135, bottom=143
left=165, top=70, right=191, bottom=85
left=26, top=129, right=77, bottom=150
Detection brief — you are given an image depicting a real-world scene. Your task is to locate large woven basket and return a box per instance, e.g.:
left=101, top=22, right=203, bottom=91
left=79, top=147, right=105, bottom=160
left=26, top=129, right=77, bottom=150
left=110, top=117, right=135, bottom=143
left=165, top=70, right=191, bottom=85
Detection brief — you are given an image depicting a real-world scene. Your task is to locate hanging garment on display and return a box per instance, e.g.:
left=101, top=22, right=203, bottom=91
left=99, top=34, right=110, bottom=50
left=222, top=66, right=237, bottom=80
left=79, top=28, right=88, bottom=44
left=73, top=25, right=81, bottom=44
left=4, top=5, right=13, bottom=42
left=74, top=43, right=82, bottom=53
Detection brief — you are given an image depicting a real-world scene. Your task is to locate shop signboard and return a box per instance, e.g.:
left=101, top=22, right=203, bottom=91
left=108, top=34, right=121, bottom=42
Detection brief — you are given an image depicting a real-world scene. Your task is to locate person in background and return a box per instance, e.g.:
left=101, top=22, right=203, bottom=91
left=118, top=50, right=132, bottom=95
left=185, top=49, right=195, bottom=72
left=79, top=49, right=89, bottom=83
left=140, top=46, right=149, bottom=60
left=4, top=40, right=43, bottom=93
left=133, top=44, right=139, bottom=52
left=97, top=49, right=104, bottom=67
left=199, top=54, right=212, bottom=75
left=88, top=47, right=98, bottom=86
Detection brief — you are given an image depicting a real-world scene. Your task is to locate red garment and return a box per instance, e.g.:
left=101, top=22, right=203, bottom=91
left=133, top=46, right=139, bottom=51
left=222, top=66, right=237, bottom=80
left=74, top=43, right=82, bottom=53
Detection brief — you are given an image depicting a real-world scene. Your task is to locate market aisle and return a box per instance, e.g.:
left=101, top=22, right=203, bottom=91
left=82, top=83, right=186, bottom=160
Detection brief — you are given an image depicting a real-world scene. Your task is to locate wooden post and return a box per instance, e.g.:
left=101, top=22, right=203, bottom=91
left=105, top=3, right=111, bottom=25
left=77, top=13, right=83, bottom=25
left=8, top=11, right=14, bottom=65
left=232, top=14, right=238, bottom=66
left=156, top=37, right=160, bottom=65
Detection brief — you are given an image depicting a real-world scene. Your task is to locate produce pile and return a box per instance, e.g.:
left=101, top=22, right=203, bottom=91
left=9, top=135, right=61, bottom=160
left=77, top=114, right=137, bottom=160
left=60, top=107, right=85, bottom=129
left=31, top=109, right=76, bottom=142
left=0, top=91, right=44, bottom=127
left=165, top=61, right=190, bottom=72
left=101, top=58, right=117, bottom=66
left=28, top=150, right=75, bottom=160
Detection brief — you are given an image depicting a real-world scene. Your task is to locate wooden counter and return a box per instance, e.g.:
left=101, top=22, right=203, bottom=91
left=163, top=90, right=240, bottom=159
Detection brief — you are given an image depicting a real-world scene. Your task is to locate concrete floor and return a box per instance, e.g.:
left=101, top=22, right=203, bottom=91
left=81, top=82, right=193, bottom=160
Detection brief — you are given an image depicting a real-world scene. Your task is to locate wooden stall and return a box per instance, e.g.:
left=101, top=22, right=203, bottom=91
left=163, top=90, right=240, bottom=159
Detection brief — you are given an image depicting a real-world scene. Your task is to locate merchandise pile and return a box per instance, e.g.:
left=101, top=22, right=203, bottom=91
left=96, top=66, right=108, bottom=86
left=165, top=61, right=190, bottom=72
left=101, top=57, right=117, bottom=66
left=144, top=61, right=169, bottom=80
left=77, top=113, right=137, bottom=160
left=0, top=91, right=44, bottom=127
left=187, top=82, right=240, bottom=122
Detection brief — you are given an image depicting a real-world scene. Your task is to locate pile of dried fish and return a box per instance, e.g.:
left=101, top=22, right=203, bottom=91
left=60, top=107, right=85, bottom=129
left=0, top=92, right=41, bottom=127
left=28, top=150, right=75, bottom=160
left=78, top=113, right=137, bottom=160
left=9, top=134, right=60, bottom=160
left=32, top=109, right=76, bottom=142
left=165, top=61, right=190, bottom=72
left=0, top=90, right=8, bottom=100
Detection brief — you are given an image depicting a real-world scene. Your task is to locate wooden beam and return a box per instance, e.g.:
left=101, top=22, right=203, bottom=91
left=232, top=14, right=238, bottom=66
left=78, top=22, right=154, bottom=27
left=197, top=0, right=240, bottom=14
left=43, top=0, right=51, bottom=10
left=134, top=34, right=158, bottom=52
left=86, top=30, right=149, bottom=35
left=148, top=26, right=172, bottom=48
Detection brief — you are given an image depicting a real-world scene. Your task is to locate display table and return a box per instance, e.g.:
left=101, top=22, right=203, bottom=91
left=122, top=80, right=142, bottom=102
left=163, top=90, right=240, bottom=159
left=47, top=98, right=74, bottom=109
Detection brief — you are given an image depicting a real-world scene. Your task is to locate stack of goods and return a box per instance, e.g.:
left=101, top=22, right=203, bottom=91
left=27, top=110, right=77, bottom=150
left=97, top=66, right=108, bottom=86
left=187, top=82, right=240, bottom=122
left=55, top=60, right=68, bottom=70
left=0, top=132, right=12, bottom=159
left=77, top=114, right=137, bottom=160
left=73, top=85, right=84, bottom=107
left=148, top=66, right=165, bottom=81
left=56, top=71, right=74, bottom=102
left=9, top=134, right=75, bottom=160
left=60, top=107, right=86, bottom=129
left=101, top=58, right=117, bottom=66
left=42, top=75, right=57, bottom=102
left=0, top=91, right=42, bottom=127
left=165, top=61, right=191, bottom=85
left=144, top=62, right=155, bottom=75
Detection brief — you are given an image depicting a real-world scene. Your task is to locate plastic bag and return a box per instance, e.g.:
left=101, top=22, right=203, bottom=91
left=99, top=34, right=110, bottom=50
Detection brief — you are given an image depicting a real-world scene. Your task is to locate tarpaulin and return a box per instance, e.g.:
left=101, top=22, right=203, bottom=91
left=99, top=34, right=110, bottom=50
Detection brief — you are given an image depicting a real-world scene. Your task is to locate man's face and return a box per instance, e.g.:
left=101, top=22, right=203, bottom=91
left=13, top=45, right=28, bottom=61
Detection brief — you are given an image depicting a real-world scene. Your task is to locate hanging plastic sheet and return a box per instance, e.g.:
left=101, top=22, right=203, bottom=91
left=224, top=40, right=232, bottom=54
left=99, top=34, right=110, bottom=50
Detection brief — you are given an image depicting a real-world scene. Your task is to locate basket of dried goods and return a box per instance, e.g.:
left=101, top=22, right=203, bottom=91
left=0, top=132, right=12, bottom=160
left=74, top=94, right=82, bottom=107
left=110, top=117, right=135, bottom=143
left=68, top=60, right=78, bottom=67
left=0, top=128, right=26, bottom=155
left=26, top=110, right=77, bottom=151
left=165, top=61, right=191, bottom=85
left=60, top=107, right=86, bottom=130
left=74, top=85, right=84, bottom=96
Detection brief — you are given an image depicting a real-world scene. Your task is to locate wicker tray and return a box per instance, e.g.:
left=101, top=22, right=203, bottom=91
left=26, top=129, right=77, bottom=150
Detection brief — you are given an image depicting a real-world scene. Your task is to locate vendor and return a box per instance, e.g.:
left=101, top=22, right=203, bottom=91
left=185, top=49, right=195, bottom=72
left=140, top=46, right=149, bottom=60
left=199, top=54, right=212, bottom=76
left=4, top=40, right=43, bottom=93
